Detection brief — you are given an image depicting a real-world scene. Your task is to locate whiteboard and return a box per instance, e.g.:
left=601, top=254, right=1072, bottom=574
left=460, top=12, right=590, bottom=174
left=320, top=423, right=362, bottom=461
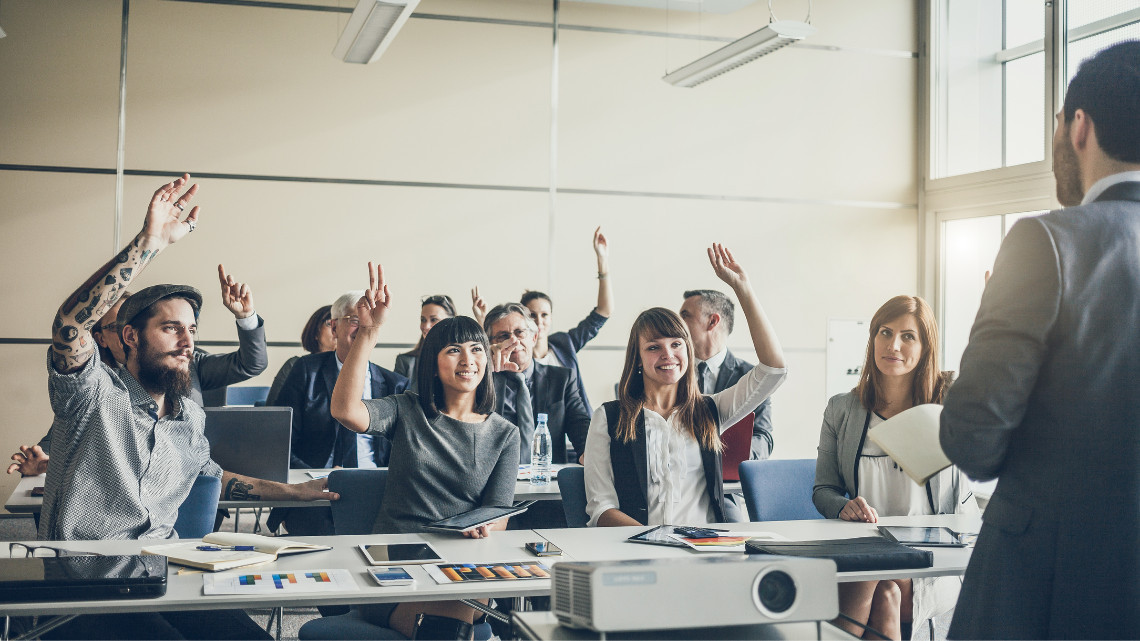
left=826, top=318, right=869, bottom=401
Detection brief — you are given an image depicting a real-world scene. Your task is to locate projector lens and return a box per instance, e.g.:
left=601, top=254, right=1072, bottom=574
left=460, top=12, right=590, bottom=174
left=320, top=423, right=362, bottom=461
left=756, top=570, right=796, bottom=613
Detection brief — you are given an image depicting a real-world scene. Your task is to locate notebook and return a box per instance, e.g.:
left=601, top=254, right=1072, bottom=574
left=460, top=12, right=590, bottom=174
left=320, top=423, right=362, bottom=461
left=204, top=407, right=292, bottom=483
left=720, top=412, right=755, bottom=481
left=0, top=555, right=167, bottom=602
left=866, top=404, right=950, bottom=485
left=142, top=532, right=330, bottom=572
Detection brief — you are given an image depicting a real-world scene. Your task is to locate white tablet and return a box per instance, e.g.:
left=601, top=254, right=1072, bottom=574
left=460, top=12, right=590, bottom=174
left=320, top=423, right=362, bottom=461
left=357, top=542, right=445, bottom=566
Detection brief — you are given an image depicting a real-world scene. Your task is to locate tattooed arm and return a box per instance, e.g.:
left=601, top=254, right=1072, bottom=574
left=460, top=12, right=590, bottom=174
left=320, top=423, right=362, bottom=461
left=51, top=175, right=201, bottom=373
left=219, top=471, right=338, bottom=502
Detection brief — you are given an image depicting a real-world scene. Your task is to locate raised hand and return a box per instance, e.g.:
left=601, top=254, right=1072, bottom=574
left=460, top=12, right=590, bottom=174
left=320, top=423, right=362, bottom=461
left=141, top=174, right=199, bottom=247
left=6, top=445, right=48, bottom=476
left=218, top=264, right=255, bottom=319
left=593, top=226, right=609, bottom=263
left=355, top=262, right=392, bottom=329
left=471, top=286, right=487, bottom=325
left=708, top=243, right=749, bottom=292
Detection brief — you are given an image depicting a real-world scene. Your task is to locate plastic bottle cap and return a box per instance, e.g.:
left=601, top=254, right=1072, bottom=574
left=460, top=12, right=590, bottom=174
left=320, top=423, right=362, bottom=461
left=537, top=413, right=548, bottom=422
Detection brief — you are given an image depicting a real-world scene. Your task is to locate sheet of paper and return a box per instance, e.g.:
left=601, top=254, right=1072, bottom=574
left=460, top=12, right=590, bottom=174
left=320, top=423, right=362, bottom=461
left=667, top=531, right=789, bottom=553
left=424, top=561, right=552, bottom=585
left=203, top=568, right=359, bottom=595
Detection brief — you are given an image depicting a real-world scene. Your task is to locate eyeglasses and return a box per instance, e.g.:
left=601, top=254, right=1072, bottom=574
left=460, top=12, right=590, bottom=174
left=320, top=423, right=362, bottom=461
left=421, top=295, right=451, bottom=306
left=337, top=316, right=360, bottom=328
left=491, top=328, right=532, bottom=343
left=9, top=542, right=102, bottom=559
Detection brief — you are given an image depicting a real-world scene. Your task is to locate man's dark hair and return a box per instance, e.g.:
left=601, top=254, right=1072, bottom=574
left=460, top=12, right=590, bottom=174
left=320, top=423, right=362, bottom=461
left=1063, top=40, right=1140, bottom=163
left=683, top=289, right=735, bottom=335
left=121, top=294, right=200, bottom=359
left=300, top=305, right=333, bottom=354
left=416, top=316, right=496, bottom=418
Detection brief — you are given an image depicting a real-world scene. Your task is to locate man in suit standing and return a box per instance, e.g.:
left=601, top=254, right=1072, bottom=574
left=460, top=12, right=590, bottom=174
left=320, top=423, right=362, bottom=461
left=485, top=303, right=591, bottom=465
left=271, top=290, right=408, bottom=535
left=680, top=289, right=777, bottom=522
left=940, top=41, right=1140, bottom=640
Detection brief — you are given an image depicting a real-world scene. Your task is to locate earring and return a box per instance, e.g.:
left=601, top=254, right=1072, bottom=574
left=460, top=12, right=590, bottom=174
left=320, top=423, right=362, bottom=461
left=637, top=365, right=642, bottom=374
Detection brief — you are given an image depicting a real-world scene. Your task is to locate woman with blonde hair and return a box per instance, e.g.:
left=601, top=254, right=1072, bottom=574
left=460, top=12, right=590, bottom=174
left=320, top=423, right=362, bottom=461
left=583, top=244, right=786, bottom=527
left=813, top=295, right=975, bottom=640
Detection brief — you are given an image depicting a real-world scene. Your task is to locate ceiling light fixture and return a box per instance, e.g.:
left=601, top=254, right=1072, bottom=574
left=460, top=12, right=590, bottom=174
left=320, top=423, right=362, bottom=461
left=663, top=0, right=815, bottom=87
left=333, top=0, right=421, bottom=64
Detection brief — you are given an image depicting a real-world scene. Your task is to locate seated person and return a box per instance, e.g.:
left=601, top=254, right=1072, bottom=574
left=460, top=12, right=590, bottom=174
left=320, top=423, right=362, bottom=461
left=40, top=175, right=333, bottom=640
left=332, top=263, right=519, bottom=640
left=265, top=304, right=335, bottom=406
left=270, top=290, right=408, bottom=535
left=584, top=244, right=786, bottom=527
left=483, top=303, right=591, bottom=466
left=8, top=264, right=268, bottom=476
left=814, top=295, right=975, bottom=640
left=393, top=294, right=456, bottom=383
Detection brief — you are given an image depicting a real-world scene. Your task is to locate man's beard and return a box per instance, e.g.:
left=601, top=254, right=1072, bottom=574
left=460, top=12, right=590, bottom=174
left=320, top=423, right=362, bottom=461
left=136, top=335, right=193, bottom=399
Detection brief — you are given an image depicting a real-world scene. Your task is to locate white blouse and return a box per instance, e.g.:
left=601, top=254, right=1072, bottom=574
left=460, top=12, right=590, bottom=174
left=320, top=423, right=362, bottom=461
left=858, top=413, right=932, bottom=517
left=583, top=362, right=787, bottom=527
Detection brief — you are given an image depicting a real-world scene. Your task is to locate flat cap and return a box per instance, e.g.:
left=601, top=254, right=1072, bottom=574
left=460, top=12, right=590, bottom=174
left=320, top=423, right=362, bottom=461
left=117, top=284, right=203, bottom=329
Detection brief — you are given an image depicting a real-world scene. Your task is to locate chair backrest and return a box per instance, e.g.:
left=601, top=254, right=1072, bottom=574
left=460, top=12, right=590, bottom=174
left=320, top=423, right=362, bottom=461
left=174, top=474, right=222, bottom=538
left=720, top=412, right=754, bottom=481
left=225, top=386, right=271, bottom=406
left=557, top=465, right=589, bottom=528
left=738, top=459, right=823, bottom=521
left=328, top=469, right=388, bottom=535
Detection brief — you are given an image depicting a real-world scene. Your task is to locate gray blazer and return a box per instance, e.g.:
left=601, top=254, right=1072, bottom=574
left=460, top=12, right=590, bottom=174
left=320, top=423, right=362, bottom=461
left=813, top=391, right=970, bottom=519
left=940, top=181, right=1140, bottom=640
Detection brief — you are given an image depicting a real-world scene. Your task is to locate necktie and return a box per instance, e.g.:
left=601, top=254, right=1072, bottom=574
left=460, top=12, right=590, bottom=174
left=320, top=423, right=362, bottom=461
left=697, top=361, right=712, bottom=394
left=513, top=372, right=535, bottom=463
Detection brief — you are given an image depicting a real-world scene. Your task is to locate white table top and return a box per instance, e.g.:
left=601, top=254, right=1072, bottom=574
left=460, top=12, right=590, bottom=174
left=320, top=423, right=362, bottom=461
left=535, top=514, right=980, bottom=583
left=512, top=611, right=858, bottom=640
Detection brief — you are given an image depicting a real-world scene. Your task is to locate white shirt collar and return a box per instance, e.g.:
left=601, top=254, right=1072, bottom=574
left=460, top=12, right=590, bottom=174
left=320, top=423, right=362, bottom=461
left=698, top=347, right=729, bottom=378
left=1081, top=171, right=1140, bottom=205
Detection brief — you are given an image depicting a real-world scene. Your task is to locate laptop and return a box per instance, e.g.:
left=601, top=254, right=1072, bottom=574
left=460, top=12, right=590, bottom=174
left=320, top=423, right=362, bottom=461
left=204, top=407, right=292, bottom=483
left=720, top=412, right=755, bottom=482
left=0, top=555, right=167, bottom=602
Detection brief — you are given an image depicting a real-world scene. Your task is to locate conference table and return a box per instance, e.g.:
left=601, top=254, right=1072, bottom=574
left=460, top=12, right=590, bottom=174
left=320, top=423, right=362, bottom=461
left=0, top=514, right=979, bottom=640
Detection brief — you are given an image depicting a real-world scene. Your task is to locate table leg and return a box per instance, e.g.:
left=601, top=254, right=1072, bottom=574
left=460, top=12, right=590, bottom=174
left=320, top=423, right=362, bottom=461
left=11, top=614, right=77, bottom=640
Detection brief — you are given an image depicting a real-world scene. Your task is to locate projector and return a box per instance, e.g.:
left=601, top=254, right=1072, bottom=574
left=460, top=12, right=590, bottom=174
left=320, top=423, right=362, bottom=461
left=551, top=555, right=838, bottom=632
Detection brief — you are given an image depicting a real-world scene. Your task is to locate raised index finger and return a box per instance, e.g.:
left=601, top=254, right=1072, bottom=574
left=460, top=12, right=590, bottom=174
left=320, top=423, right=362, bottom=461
left=368, top=261, right=377, bottom=292
left=375, top=263, right=385, bottom=290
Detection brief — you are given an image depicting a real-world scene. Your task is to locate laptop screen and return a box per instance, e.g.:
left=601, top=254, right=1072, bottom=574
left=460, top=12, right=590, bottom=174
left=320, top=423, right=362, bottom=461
left=204, top=407, right=293, bottom=483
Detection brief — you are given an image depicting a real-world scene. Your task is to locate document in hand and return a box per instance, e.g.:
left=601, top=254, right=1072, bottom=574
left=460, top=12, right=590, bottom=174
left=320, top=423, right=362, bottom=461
left=142, top=532, right=331, bottom=572
left=866, top=404, right=950, bottom=485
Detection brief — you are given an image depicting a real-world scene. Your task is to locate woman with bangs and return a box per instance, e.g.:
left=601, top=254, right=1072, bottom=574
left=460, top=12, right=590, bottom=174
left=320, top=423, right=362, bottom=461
left=394, top=294, right=457, bottom=383
left=813, top=295, right=975, bottom=640
left=583, top=244, right=787, bottom=527
left=332, top=263, right=519, bottom=640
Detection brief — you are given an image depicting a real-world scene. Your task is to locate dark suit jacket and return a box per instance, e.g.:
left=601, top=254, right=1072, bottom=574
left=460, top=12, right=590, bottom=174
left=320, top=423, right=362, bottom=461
left=275, top=351, right=408, bottom=469
left=547, top=309, right=607, bottom=414
left=494, top=362, right=591, bottom=464
left=940, top=180, right=1140, bottom=640
left=713, top=350, right=775, bottom=459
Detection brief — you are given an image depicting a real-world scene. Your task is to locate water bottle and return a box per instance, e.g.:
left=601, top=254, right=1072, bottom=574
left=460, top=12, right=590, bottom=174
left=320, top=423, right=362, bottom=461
left=531, top=413, right=552, bottom=486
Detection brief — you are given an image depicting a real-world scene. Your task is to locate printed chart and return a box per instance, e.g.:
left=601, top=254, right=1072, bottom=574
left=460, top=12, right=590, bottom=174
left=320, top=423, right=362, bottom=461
left=203, top=568, right=359, bottom=595
left=425, top=561, right=551, bottom=585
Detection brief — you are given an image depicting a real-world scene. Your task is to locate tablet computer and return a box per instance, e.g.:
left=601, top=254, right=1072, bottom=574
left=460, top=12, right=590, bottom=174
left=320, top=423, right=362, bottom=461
left=358, top=542, right=445, bottom=566
left=626, top=525, right=728, bottom=549
left=423, top=504, right=532, bottom=534
left=878, top=526, right=967, bottom=547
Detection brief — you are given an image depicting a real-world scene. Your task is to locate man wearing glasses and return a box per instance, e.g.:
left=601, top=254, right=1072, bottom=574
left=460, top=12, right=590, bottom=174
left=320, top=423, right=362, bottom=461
left=271, top=290, right=408, bottom=535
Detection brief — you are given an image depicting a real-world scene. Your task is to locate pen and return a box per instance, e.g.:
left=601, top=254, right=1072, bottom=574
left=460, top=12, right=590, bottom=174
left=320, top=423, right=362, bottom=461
left=196, top=545, right=256, bottom=551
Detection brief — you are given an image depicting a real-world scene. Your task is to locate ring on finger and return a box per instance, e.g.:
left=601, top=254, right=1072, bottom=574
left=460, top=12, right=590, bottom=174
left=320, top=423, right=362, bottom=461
left=174, top=202, right=185, bottom=211
left=186, top=220, right=197, bottom=233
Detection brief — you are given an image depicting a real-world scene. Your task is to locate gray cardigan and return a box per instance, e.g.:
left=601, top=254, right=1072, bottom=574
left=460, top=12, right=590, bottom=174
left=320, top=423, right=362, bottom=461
left=813, top=391, right=972, bottom=519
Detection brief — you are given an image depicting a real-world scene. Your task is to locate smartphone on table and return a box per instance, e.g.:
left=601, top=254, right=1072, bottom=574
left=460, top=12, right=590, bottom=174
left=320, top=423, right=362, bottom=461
left=525, top=541, right=562, bottom=557
left=369, top=566, right=415, bottom=586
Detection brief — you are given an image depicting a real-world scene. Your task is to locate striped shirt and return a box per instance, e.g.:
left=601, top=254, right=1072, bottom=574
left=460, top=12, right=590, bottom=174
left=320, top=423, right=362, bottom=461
left=40, top=348, right=222, bottom=541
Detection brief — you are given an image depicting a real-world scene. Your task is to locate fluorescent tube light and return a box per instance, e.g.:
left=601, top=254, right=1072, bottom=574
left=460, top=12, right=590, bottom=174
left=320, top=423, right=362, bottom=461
left=333, top=0, right=420, bottom=65
left=663, top=20, right=816, bottom=87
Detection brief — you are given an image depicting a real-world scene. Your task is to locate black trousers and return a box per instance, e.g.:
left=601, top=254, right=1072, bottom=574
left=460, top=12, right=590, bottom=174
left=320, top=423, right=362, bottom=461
left=42, top=609, right=271, bottom=640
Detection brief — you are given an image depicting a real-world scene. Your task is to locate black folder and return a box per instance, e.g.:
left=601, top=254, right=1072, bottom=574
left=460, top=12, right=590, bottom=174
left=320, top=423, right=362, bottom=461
left=0, top=555, right=168, bottom=602
left=745, top=536, right=933, bottom=572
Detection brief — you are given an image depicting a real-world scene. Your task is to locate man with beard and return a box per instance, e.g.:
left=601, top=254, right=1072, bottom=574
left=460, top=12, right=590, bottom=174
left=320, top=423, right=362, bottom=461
left=40, top=175, right=333, bottom=639
left=940, top=41, right=1140, bottom=639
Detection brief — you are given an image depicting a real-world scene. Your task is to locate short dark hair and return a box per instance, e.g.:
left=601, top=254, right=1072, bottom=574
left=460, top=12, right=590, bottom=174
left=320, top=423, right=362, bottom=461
left=300, top=305, right=333, bottom=354
left=683, top=289, right=735, bottom=335
left=416, top=317, right=496, bottom=418
left=520, top=290, right=552, bottom=310
left=121, top=294, right=200, bottom=359
left=1063, top=40, right=1140, bottom=163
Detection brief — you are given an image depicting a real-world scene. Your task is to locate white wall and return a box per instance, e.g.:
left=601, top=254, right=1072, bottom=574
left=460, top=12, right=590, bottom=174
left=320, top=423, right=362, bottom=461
left=0, top=0, right=919, bottom=501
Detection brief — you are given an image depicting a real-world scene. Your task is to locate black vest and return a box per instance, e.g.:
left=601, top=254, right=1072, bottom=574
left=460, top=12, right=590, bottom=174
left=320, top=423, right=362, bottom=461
left=602, top=397, right=727, bottom=525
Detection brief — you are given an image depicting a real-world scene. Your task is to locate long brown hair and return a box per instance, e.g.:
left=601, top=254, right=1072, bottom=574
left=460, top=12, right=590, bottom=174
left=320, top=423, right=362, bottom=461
left=615, top=308, right=721, bottom=452
left=854, top=295, right=950, bottom=412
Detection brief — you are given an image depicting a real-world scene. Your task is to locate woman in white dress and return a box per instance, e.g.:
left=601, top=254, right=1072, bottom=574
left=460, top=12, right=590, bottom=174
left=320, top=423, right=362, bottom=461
left=584, top=244, right=787, bottom=527
left=813, top=295, right=976, bottom=640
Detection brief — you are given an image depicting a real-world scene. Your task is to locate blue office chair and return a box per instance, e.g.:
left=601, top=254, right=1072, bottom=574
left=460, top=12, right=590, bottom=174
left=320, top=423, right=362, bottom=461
left=224, top=385, right=271, bottom=406
left=557, top=465, right=589, bottom=528
left=299, top=469, right=492, bottom=641
left=174, top=475, right=222, bottom=538
left=738, top=459, right=824, bottom=522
